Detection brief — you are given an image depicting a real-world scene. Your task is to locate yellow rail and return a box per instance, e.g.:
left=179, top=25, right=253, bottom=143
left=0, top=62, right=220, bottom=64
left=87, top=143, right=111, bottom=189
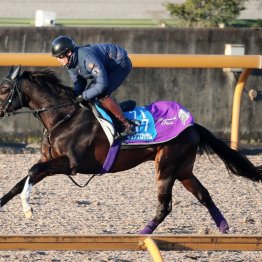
left=0, top=53, right=261, bottom=68
left=0, top=235, right=261, bottom=262
left=0, top=53, right=261, bottom=150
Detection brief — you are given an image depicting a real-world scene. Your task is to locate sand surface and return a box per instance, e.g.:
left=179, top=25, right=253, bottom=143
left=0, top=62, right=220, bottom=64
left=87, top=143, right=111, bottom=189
left=0, top=152, right=261, bottom=261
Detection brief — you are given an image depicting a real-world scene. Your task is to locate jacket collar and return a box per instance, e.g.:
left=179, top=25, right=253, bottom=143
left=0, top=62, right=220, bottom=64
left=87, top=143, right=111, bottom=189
left=68, top=46, right=79, bottom=69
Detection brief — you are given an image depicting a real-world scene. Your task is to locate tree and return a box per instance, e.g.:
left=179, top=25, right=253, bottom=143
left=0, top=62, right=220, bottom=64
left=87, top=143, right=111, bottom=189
left=164, top=0, right=249, bottom=27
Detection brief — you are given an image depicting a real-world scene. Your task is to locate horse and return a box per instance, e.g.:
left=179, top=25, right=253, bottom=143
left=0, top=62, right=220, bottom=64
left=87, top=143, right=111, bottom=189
left=0, top=66, right=261, bottom=234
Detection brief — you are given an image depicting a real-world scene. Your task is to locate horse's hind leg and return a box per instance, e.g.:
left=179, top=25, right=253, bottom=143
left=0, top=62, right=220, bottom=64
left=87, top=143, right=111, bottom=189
left=178, top=173, right=229, bottom=233
left=139, top=128, right=199, bottom=234
left=139, top=145, right=178, bottom=234
left=139, top=174, right=175, bottom=234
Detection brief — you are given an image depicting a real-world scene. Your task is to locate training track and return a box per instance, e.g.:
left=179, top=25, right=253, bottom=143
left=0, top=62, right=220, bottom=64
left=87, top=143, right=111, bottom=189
left=0, top=152, right=261, bottom=261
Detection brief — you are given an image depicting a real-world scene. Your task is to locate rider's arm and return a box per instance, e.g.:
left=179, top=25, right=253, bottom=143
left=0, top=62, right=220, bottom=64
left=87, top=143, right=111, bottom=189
left=68, top=69, right=87, bottom=96
left=81, top=55, right=108, bottom=101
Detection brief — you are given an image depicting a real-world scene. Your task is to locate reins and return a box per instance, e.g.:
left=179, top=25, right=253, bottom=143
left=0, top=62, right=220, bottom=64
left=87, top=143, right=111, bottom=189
left=42, top=105, right=78, bottom=136
left=66, top=173, right=96, bottom=188
left=13, top=102, right=73, bottom=116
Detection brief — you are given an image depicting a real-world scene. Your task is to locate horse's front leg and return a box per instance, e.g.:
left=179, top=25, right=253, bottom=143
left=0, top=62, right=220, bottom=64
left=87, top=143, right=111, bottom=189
left=20, top=156, right=72, bottom=218
left=21, top=176, right=33, bottom=218
left=0, top=155, right=51, bottom=209
left=1, top=176, right=28, bottom=209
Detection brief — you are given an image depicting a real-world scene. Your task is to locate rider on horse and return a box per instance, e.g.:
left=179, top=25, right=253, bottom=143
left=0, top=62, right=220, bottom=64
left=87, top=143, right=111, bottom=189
left=51, top=35, right=135, bottom=138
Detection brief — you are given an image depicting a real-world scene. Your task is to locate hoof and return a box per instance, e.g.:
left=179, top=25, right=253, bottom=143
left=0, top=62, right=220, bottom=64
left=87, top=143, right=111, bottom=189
left=219, top=220, right=229, bottom=233
left=24, top=207, right=33, bottom=219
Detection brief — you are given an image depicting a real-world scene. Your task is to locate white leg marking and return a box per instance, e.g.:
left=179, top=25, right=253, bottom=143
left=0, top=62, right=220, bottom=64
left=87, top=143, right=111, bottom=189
left=20, top=176, right=33, bottom=218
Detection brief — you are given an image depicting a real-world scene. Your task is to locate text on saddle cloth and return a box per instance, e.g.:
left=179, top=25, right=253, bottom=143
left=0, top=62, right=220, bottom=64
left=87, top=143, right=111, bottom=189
left=123, top=101, right=194, bottom=144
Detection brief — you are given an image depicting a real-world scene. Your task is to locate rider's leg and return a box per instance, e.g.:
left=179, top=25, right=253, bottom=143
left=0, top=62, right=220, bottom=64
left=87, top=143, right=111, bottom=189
left=99, top=95, right=135, bottom=137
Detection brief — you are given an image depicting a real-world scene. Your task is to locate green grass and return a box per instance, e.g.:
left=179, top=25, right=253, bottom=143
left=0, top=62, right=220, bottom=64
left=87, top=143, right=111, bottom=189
left=0, top=18, right=175, bottom=27
left=0, top=18, right=260, bottom=28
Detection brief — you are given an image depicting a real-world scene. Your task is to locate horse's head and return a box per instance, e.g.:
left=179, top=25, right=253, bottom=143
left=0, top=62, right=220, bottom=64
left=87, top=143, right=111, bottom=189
left=0, top=66, right=76, bottom=121
left=0, top=66, right=25, bottom=117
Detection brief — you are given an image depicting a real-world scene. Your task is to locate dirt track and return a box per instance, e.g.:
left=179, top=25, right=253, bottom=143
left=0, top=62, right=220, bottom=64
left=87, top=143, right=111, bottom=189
left=0, top=152, right=261, bottom=261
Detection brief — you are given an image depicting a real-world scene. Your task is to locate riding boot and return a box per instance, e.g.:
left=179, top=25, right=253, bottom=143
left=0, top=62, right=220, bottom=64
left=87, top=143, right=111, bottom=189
left=99, top=96, right=135, bottom=138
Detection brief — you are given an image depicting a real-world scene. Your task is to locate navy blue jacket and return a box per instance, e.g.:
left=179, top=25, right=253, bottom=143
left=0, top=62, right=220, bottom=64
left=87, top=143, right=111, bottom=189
left=68, top=43, right=131, bottom=100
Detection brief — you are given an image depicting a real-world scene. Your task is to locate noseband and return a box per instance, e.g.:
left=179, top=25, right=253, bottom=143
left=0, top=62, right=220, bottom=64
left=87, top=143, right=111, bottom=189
left=0, top=77, right=25, bottom=117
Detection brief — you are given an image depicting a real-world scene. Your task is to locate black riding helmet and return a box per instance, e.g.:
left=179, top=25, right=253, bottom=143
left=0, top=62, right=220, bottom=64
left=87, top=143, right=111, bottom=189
left=51, top=36, right=75, bottom=58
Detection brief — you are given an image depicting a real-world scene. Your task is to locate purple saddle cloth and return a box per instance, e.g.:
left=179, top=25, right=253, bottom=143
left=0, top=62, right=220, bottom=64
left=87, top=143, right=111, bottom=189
left=99, top=100, right=194, bottom=174
left=125, top=100, right=194, bottom=145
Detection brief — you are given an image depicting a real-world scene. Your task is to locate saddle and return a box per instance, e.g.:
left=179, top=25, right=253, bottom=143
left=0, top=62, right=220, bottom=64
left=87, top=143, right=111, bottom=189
left=86, top=100, right=194, bottom=147
left=88, top=100, right=137, bottom=145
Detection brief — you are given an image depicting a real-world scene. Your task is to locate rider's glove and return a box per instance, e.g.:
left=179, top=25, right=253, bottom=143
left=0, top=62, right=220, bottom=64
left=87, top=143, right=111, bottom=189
left=74, top=95, right=84, bottom=104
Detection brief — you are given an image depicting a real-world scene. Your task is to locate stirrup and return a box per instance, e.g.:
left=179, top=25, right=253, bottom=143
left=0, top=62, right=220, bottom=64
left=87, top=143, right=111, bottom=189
left=131, top=119, right=141, bottom=127
left=115, top=121, right=136, bottom=140
left=121, top=125, right=135, bottom=136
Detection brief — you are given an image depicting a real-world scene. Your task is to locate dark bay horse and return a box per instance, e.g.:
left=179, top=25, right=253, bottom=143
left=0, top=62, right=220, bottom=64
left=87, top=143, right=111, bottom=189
left=0, top=66, right=261, bottom=234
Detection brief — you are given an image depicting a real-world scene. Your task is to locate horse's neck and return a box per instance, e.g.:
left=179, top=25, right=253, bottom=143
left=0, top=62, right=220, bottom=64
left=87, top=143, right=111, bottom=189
left=45, top=105, right=77, bottom=130
left=26, top=91, right=76, bottom=131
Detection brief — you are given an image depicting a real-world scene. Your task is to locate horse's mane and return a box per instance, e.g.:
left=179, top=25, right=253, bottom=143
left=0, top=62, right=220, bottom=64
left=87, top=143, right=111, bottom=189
left=21, top=69, right=74, bottom=100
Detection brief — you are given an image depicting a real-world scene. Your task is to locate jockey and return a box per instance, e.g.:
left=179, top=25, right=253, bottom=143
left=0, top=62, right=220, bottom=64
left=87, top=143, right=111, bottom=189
left=51, top=35, right=135, bottom=138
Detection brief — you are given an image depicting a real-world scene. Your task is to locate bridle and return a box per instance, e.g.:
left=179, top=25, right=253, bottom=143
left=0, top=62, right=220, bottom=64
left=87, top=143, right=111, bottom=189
left=0, top=76, right=25, bottom=117
left=0, top=74, right=75, bottom=119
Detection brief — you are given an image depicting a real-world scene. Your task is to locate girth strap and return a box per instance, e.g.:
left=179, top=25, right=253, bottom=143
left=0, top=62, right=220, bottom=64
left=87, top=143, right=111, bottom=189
left=99, top=139, right=121, bottom=175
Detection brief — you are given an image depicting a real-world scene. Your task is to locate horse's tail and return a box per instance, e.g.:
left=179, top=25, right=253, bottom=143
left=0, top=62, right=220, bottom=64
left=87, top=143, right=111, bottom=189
left=194, top=123, right=262, bottom=182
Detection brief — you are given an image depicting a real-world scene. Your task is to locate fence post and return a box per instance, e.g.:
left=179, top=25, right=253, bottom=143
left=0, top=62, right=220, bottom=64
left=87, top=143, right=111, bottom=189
left=230, top=68, right=252, bottom=150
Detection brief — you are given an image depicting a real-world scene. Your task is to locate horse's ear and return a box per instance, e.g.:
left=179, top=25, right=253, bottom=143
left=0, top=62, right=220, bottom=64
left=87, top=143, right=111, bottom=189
left=10, top=65, right=21, bottom=80
left=8, top=66, right=14, bottom=77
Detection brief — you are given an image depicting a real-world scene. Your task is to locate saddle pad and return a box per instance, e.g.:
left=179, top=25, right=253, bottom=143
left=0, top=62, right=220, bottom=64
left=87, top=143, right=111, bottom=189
left=95, top=104, right=157, bottom=142
left=124, top=100, right=194, bottom=145
left=124, top=106, right=157, bottom=141
left=95, top=101, right=194, bottom=145
left=94, top=104, right=115, bottom=146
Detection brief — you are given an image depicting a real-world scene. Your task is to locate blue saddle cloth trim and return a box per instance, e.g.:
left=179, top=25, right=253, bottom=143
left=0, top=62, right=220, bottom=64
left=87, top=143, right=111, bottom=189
left=95, top=104, right=157, bottom=142
left=95, top=104, right=114, bottom=124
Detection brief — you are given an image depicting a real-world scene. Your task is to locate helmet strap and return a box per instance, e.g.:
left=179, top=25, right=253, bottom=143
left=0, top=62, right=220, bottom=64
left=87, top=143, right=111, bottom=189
left=64, top=51, right=73, bottom=69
